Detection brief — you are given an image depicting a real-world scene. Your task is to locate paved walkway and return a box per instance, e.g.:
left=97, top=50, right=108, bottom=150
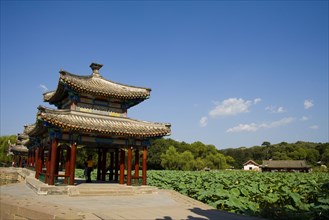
left=0, top=168, right=262, bottom=220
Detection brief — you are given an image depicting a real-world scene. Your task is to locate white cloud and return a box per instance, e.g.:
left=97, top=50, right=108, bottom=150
left=301, top=116, right=309, bottom=121
left=277, top=107, right=285, bottom=113
left=310, top=125, right=319, bottom=130
left=209, top=98, right=259, bottom=118
left=199, top=116, right=208, bottom=127
left=254, top=98, right=262, bottom=104
left=261, top=117, right=295, bottom=128
left=226, top=123, right=258, bottom=132
left=304, top=100, right=314, bottom=109
left=227, top=117, right=295, bottom=133
left=39, top=84, right=48, bottom=92
left=266, top=106, right=286, bottom=113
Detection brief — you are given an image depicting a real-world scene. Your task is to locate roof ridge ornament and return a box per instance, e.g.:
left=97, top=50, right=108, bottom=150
left=90, top=62, right=103, bottom=77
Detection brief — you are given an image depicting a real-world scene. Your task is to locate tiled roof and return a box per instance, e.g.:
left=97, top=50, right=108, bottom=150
left=261, top=160, right=310, bottom=168
left=24, top=124, right=37, bottom=134
left=9, top=145, right=28, bottom=153
left=8, top=133, right=29, bottom=155
left=29, top=106, right=171, bottom=138
left=243, top=160, right=260, bottom=166
left=44, top=66, right=151, bottom=105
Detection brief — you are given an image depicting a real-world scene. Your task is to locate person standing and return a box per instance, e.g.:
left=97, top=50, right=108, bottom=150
left=86, top=155, right=94, bottom=183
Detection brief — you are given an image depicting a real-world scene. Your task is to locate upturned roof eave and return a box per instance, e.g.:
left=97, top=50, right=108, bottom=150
left=43, top=69, right=151, bottom=105
left=31, top=106, right=171, bottom=139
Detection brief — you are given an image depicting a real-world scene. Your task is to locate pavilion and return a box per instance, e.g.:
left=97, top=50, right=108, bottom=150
left=23, top=63, right=171, bottom=185
left=8, top=133, right=29, bottom=168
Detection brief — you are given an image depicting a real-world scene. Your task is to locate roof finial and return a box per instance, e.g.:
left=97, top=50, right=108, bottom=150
left=90, top=62, right=103, bottom=76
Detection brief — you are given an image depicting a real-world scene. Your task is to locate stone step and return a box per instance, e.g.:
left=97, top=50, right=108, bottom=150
left=21, top=169, right=158, bottom=196
left=69, top=184, right=158, bottom=196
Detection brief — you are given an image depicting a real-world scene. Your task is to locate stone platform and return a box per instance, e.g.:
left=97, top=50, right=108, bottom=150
left=0, top=168, right=262, bottom=220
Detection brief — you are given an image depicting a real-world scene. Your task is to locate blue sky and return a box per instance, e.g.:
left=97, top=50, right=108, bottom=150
left=1, top=1, right=328, bottom=149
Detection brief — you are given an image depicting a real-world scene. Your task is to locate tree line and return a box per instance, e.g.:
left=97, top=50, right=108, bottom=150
left=1, top=135, right=328, bottom=170
left=148, top=139, right=328, bottom=170
left=148, top=138, right=234, bottom=170
left=219, top=141, right=329, bottom=169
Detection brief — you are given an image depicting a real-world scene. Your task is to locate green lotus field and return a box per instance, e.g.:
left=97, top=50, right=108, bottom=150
left=147, top=170, right=329, bottom=219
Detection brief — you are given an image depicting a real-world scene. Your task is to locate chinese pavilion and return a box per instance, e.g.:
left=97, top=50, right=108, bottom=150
left=24, top=63, right=171, bottom=185
left=8, top=133, right=29, bottom=167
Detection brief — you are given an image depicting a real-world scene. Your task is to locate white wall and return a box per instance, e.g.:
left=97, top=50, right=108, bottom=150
left=243, top=164, right=260, bottom=171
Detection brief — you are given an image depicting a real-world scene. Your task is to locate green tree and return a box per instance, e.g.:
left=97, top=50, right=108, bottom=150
left=0, top=135, right=16, bottom=165
left=261, top=141, right=271, bottom=147
left=148, top=138, right=170, bottom=169
left=321, top=148, right=329, bottom=166
left=288, top=147, right=307, bottom=160
left=180, top=151, right=195, bottom=171
left=204, top=153, right=227, bottom=170
left=160, top=146, right=180, bottom=170
left=305, top=148, right=320, bottom=165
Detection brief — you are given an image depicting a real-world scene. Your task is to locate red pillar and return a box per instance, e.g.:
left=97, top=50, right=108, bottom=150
left=27, top=151, right=31, bottom=167
left=134, top=149, right=140, bottom=185
left=31, top=149, right=34, bottom=167
left=127, top=148, right=132, bottom=186
left=142, top=146, right=147, bottom=185
left=119, top=149, right=125, bottom=184
left=27, top=151, right=32, bottom=167
left=69, top=143, right=77, bottom=185
left=27, top=151, right=30, bottom=167
left=34, top=148, right=38, bottom=168
left=49, top=139, right=58, bottom=185
left=55, top=146, right=61, bottom=177
left=38, top=146, right=44, bottom=179
left=64, top=147, right=71, bottom=184
left=35, top=148, right=40, bottom=179
left=45, top=150, right=51, bottom=184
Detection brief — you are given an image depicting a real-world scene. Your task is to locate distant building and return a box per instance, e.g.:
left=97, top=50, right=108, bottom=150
left=243, top=160, right=260, bottom=171
left=260, top=160, right=311, bottom=172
